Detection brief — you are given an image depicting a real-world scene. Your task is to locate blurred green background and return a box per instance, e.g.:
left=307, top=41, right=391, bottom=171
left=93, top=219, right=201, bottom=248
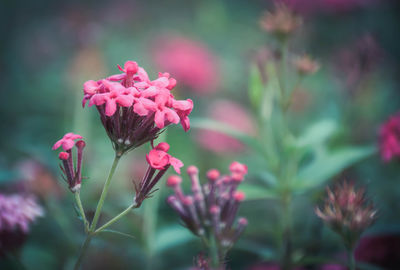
left=1, top=0, right=400, bottom=269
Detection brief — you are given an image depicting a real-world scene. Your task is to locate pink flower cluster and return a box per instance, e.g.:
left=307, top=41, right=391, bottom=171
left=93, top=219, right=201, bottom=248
left=379, top=112, right=400, bottom=162
left=82, top=61, right=193, bottom=153
left=167, top=162, right=248, bottom=249
left=0, top=193, right=44, bottom=233
left=52, top=132, right=86, bottom=192
left=134, top=142, right=183, bottom=206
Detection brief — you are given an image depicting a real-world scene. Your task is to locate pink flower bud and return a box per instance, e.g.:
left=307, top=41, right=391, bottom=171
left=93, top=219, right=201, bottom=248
left=75, top=140, right=86, bottom=149
left=155, top=142, right=170, bottom=152
left=207, top=169, right=220, bottom=181
left=183, top=196, right=194, bottom=205
left=238, top=217, right=248, bottom=226
left=124, top=61, right=139, bottom=75
left=232, top=172, right=244, bottom=182
left=229, top=161, right=248, bottom=175
left=210, top=205, right=220, bottom=214
left=187, top=165, right=199, bottom=175
left=167, top=175, right=182, bottom=187
left=233, top=191, right=246, bottom=202
left=59, top=152, right=69, bottom=160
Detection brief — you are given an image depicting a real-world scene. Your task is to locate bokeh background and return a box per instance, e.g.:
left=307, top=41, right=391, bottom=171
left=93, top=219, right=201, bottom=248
left=1, top=0, right=400, bottom=269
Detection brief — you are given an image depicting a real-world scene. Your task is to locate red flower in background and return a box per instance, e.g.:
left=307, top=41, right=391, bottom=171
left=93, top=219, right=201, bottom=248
left=379, top=112, right=400, bottom=162
left=196, top=100, right=256, bottom=154
left=152, top=36, right=220, bottom=95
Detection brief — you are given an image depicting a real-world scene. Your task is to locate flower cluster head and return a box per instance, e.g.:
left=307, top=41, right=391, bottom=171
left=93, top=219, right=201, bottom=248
left=260, top=2, right=302, bottom=40
left=134, top=142, right=183, bottom=207
left=52, top=132, right=86, bottom=192
left=379, top=112, right=400, bottom=162
left=315, top=181, right=377, bottom=247
left=0, top=193, right=44, bottom=233
left=167, top=161, right=248, bottom=251
left=82, top=60, right=193, bottom=156
left=293, top=55, right=320, bottom=76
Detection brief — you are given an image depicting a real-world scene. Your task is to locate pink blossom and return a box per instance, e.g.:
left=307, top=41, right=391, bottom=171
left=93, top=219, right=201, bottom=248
left=52, top=132, right=83, bottom=151
left=89, top=80, right=134, bottom=116
left=146, top=142, right=183, bottom=174
left=152, top=36, right=220, bottom=94
left=82, top=60, right=193, bottom=153
left=173, top=99, right=193, bottom=132
left=379, top=112, right=400, bottom=162
left=196, top=100, right=256, bottom=154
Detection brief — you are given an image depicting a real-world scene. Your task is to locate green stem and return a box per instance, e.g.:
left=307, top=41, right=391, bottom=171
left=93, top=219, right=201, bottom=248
left=89, top=154, right=121, bottom=231
left=73, top=154, right=121, bottom=270
left=348, top=246, right=356, bottom=270
left=281, top=193, right=293, bottom=270
left=74, top=191, right=89, bottom=232
left=94, top=204, right=137, bottom=234
left=73, top=235, right=92, bottom=270
left=209, top=235, right=220, bottom=269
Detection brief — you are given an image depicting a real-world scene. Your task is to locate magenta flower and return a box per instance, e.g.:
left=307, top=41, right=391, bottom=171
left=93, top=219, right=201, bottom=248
left=52, top=133, right=86, bottom=192
left=151, top=35, right=220, bottom=95
left=52, top=132, right=83, bottom=151
left=82, top=60, right=193, bottom=156
left=167, top=162, right=248, bottom=261
left=134, top=142, right=183, bottom=206
left=379, top=112, right=400, bottom=162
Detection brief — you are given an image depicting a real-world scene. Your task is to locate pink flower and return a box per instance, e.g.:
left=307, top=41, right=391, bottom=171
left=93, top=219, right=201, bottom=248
left=82, top=60, right=193, bottom=154
left=173, top=99, right=193, bottom=132
left=196, top=100, right=256, bottom=154
left=379, top=112, right=400, bottom=162
left=135, top=142, right=184, bottom=206
left=89, top=80, right=134, bottom=116
left=146, top=142, right=183, bottom=174
left=52, top=132, right=83, bottom=151
left=152, top=36, right=220, bottom=95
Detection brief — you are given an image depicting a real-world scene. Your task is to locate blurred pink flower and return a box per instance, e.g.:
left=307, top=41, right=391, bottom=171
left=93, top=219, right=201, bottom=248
left=0, top=193, right=44, bottom=233
left=379, top=112, right=400, bottom=162
left=196, top=100, right=256, bottom=154
left=152, top=36, right=220, bottom=95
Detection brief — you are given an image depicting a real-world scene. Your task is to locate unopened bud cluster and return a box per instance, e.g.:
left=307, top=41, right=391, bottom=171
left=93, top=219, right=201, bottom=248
left=315, top=181, right=377, bottom=247
left=167, top=161, right=248, bottom=250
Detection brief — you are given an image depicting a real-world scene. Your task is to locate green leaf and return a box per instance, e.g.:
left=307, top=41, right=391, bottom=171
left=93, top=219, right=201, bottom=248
left=295, top=145, right=377, bottom=191
left=154, top=225, right=195, bottom=253
left=238, top=183, right=279, bottom=200
left=191, top=118, right=266, bottom=156
left=248, top=65, right=264, bottom=109
left=295, top=119, right=338, bottom=148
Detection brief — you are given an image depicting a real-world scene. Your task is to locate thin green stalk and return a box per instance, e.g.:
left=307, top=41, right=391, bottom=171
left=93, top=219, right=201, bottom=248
left=74, top=191, right=89, bottom=232
left=73, top=154, right=121, bottom=270
left=347, top=246, right=356, bottom=270
left=73, top=235, right=92, bottom=270
left=94, top=204, right=137, bottom=234
left=89, top=154, right=121, bottom=231
left=209, top=235, right=221, bottom=269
